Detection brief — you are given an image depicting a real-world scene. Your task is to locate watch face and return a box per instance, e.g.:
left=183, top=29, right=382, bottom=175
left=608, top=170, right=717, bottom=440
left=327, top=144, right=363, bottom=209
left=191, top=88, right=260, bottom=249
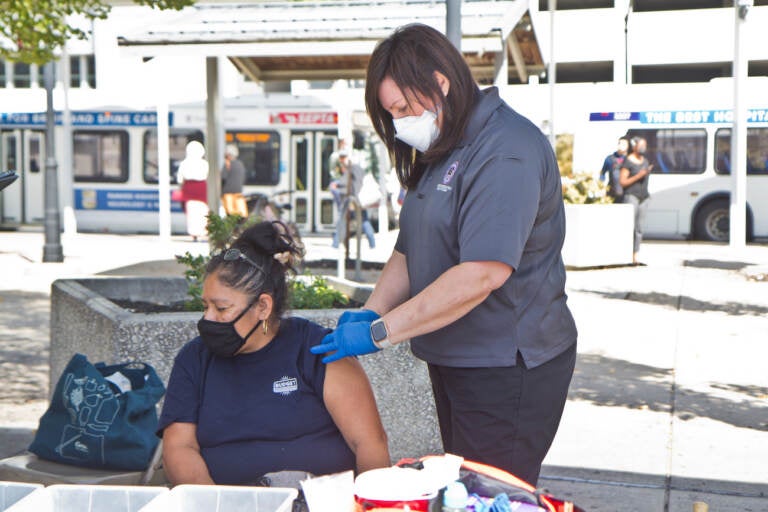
left=371, top=320, right=388, bottom=342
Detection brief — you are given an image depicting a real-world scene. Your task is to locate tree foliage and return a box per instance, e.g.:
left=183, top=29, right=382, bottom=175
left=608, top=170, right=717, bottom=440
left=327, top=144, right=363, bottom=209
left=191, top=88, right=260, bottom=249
left=0, top=0, right=194, bottom=65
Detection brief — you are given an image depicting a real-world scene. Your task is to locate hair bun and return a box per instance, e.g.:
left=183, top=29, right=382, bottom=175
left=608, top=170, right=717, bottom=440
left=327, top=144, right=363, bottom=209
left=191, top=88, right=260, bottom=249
left=235, top=221, right=302, bottom=267
left=236, top=221, right=281, bottom=254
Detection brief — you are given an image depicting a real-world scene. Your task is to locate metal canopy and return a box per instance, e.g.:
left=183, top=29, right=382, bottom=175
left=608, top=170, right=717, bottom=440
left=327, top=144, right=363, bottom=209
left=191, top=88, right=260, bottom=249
left=117, top=0, right=544, bottom=84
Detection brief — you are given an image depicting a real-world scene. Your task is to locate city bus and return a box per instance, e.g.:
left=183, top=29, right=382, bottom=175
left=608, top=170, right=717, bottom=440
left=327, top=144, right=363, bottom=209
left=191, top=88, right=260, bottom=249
left=0, top=94, right=375, bottom=235
left=582, top=108, right=768, bottom=241
left=498, top=78, right=768, bottom=242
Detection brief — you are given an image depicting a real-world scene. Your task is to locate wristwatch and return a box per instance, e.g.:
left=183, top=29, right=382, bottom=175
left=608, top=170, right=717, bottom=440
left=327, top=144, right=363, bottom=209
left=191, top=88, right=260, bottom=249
left=370, top=319, right=394, bottom=350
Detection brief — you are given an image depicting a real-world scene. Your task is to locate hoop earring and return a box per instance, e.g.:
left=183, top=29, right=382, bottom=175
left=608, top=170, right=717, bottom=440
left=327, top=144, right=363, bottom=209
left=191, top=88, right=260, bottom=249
left=263, top=319, right=269, bottom=336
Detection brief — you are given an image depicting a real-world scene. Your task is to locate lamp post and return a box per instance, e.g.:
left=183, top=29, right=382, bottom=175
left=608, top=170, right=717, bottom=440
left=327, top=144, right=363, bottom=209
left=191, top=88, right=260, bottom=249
left=43, top=61, right=64, bottom=262
left=730, top=0, right=752, bottom=248
left=624, top=0, right=633, bottom=84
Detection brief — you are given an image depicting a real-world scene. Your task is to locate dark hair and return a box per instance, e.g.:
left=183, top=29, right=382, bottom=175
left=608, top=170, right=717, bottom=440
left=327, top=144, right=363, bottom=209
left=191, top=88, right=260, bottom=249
left=365, top=23, right=480, bottom=189
left=205, top=221, right=304, bottom=320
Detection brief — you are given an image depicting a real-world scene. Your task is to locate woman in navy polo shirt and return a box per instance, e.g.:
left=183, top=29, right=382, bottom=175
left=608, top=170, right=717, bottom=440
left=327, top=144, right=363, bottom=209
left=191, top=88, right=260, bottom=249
left=312, top=24, right=577, bottom=486
left=159, top=221, right=389, bottom=485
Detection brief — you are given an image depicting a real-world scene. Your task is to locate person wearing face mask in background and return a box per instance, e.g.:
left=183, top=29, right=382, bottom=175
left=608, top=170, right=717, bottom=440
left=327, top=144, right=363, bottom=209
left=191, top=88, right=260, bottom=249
left=311, top=24, right=577, bottom=487
left=619, top=137, right=653, bottom=265
left=600, top=136, right=629, bottom=201
left=158, top=221, right=389, bottom=485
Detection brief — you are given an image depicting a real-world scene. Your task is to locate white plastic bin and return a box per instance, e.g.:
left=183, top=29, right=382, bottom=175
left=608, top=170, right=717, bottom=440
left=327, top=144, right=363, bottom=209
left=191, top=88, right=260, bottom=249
left=0, top=482, right=42, bottom=511
left=138, top=485, right=298, bottom=512
left=5, top=484, right=168, bottom=512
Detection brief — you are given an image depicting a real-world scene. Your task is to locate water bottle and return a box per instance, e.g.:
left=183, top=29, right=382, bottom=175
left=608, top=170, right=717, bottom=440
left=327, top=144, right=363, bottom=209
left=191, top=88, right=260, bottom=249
left=442, top=480, right=468, bottom=512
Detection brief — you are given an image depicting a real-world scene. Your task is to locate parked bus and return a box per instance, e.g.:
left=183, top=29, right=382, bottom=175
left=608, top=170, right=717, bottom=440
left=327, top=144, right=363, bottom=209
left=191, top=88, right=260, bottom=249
left=0, top=94, right=382, bottom=235
left=581, top=108, right=768, bottom=241
left=499, top=79, right=768, bottom=242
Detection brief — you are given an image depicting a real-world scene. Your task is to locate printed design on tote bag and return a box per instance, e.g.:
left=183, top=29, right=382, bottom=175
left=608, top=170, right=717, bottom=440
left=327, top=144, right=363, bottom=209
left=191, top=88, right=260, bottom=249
left=56, top=372, right=120, bottom=464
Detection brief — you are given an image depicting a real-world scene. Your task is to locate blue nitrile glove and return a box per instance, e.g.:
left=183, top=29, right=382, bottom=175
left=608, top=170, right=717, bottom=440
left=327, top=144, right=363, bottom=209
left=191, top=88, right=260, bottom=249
left=310, top=321, right=380, bottom=364
left=336, top=309, right=380, bottom=326
left=489, top=493, right=512, bottom=512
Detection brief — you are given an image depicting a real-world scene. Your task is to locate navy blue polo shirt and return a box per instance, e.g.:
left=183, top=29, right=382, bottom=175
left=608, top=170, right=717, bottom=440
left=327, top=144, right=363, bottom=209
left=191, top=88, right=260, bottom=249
left=157, top=317, right=355, bottom=484
left=395, top=87, right=577, bottom=369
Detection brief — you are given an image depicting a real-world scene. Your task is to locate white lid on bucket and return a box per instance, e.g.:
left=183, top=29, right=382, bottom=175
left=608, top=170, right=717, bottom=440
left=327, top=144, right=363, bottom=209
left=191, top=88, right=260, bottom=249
left=354, top=467, right=439, bottom=502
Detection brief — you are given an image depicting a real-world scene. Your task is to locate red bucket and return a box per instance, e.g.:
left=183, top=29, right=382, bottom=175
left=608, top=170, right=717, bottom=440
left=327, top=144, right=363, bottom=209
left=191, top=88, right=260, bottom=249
left=354, top=496, right=431, bottom=511
left=354, top=467, right=438, bottom=512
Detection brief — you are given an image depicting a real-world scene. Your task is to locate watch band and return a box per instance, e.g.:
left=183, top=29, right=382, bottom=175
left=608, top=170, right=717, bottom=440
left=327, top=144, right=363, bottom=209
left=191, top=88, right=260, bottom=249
left=373, top=337, right=394, bottom=350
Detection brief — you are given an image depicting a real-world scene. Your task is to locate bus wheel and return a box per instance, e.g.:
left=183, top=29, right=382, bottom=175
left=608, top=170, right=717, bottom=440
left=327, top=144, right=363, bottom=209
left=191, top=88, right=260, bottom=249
left=693, top=199, right=729, bottom=242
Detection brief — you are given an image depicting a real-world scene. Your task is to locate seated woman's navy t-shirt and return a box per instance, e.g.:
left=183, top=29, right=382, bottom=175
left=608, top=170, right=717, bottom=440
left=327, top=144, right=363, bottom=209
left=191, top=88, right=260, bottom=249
left=157, top=316, right=355, bottom=484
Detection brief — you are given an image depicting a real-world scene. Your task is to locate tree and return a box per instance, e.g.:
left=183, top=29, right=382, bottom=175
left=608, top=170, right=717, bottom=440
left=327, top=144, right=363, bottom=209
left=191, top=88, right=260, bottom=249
left=0, top=0, right=193, bottom=261
left=0, top=0, right=194, bottom=65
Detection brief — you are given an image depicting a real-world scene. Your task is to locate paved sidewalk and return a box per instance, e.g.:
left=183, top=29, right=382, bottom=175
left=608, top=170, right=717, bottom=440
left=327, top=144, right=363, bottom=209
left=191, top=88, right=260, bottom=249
left=1, top=228, right=766, bottom=511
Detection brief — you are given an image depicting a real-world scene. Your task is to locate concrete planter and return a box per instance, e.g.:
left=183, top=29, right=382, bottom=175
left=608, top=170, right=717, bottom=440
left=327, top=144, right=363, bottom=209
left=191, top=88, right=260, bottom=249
left=49, top=277, right=442, bottom=463
left=562, top=203, right=635, bottom=268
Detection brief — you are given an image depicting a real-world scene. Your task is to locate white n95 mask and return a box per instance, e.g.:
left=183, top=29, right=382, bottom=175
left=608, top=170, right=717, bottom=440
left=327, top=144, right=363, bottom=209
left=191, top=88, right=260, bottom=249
left=393, top=109, right=439, bottom=153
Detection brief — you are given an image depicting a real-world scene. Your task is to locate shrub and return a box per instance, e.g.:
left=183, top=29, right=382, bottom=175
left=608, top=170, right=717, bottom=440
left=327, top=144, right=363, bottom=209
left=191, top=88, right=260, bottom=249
left=290, top=274, right=349, bottom=309
left=561, top=172, right=614, bottom=205
left=176, top=212, right=350, bottom=310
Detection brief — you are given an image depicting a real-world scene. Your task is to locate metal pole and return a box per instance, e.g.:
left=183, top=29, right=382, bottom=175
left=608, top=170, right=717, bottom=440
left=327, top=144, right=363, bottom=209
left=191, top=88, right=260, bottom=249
left=375, top=141, right=389, bottom=234
left=624, top=1, right=631, bottom=84
left=548, top=0, right=557, bottom=148
left=446, top=0, right=462, bottom=51
left=730, top=1, right=751, bottom=248
left=206, top=57, right=223, bottom=217
left=157, top=100, right=171, bottom=240
left=344, top=168, right=352, bottom=262
left=43, top=61, right=63, bottom=262
left=60, top=49, right=77, bottom=235
left=353, top=199, right=363, bottom=282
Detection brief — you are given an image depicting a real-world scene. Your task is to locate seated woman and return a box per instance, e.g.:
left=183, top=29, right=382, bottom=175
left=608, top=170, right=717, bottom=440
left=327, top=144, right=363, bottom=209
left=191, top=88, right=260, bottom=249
left=158, top=221, right=390, bottom=485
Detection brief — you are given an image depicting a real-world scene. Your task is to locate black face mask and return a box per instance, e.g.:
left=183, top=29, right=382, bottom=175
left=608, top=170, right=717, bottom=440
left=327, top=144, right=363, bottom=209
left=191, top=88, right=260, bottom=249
left=198, top=301, right=262, bottom=358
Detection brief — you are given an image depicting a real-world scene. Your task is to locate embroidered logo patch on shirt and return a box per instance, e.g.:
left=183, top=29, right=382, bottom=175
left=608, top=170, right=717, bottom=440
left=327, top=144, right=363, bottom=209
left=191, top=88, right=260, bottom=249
left=437, top=161, right=459, bottom=192
left=273, top=376, right=298, bottom=396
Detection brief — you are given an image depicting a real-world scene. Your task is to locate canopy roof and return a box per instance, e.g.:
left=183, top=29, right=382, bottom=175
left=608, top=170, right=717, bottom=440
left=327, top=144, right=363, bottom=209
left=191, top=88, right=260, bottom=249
left=117, top=0, right=544, bottom=84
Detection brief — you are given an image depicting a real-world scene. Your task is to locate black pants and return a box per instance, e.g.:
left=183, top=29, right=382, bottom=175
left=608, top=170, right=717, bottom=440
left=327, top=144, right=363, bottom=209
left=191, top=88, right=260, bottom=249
left=427, top=344, right=576, bottom=486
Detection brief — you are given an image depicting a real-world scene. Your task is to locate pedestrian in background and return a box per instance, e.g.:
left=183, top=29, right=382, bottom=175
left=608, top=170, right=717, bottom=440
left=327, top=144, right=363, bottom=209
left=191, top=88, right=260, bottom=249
left=600, top=136, right=629, bottom=201
left=620, top=136, right=653, bottom=265
left=221, top=144, right=248, bottom=218
left=311, top=23, right=577, bottom=486
left=176, top=140, right=209, bottom=242
left=328, top=138, right=349, bottom=210
left=331, top=150, right=376, bottom=249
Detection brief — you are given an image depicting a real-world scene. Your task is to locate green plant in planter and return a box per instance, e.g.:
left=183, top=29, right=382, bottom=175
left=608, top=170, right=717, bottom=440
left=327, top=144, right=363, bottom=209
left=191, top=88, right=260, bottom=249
left=175, top=212, right=349, bottom=310
left=562, top=172, right=614, bottom=205
left=290, top=274, right=349, bottom=309
left=175, top=252, right=207, bottom=311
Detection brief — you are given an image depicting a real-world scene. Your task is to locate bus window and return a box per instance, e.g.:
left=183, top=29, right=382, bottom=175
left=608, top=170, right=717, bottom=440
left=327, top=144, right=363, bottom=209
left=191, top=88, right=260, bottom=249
left=226, top=131, right=280, bottom=186
left=29, top=137, right=41, bottom=173
left=143, top=129, right=204, bottom=184
left=73, top=131, right=129, bottom=183
left=627, top=128, right=706, bottom=174
left=715, top=128, right=768, bottom=175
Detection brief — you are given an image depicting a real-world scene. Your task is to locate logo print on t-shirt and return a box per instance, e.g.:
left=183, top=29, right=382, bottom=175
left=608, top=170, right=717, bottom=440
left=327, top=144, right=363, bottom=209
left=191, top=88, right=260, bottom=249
left=443, top=161, right=459, bottom=184
left=273, top=376, right=298, bottom=396
left=437, top=161, right=459, bottom=192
